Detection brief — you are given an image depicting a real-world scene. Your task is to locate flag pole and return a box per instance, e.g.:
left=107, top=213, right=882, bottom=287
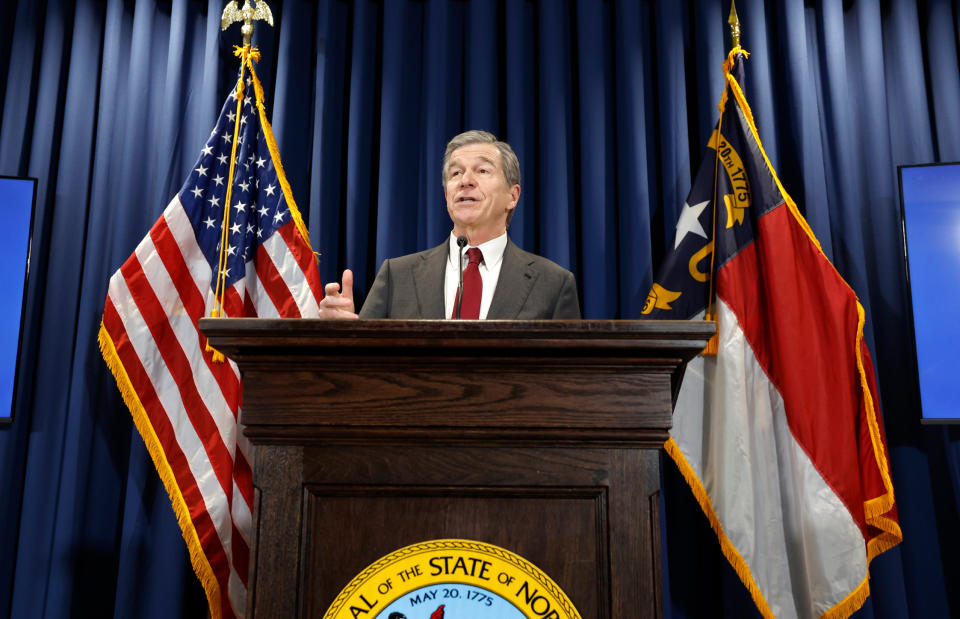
left=206, top=0, right=276, bottom=362
left=703, top=2, right=743, bottom=356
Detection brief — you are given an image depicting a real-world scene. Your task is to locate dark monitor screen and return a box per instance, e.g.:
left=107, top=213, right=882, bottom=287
left=0, top=176, right=36, bottom=425
left=898, top=162, right=960, bottom=423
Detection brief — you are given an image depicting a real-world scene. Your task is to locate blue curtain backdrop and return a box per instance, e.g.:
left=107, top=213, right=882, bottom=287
left=1, top=0, right=958, bottom=617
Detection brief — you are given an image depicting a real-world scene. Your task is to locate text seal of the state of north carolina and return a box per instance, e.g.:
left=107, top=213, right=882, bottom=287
left=322, top=539, right=582, bottom=619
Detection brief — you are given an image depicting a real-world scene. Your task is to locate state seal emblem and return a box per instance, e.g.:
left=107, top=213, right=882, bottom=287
left=323, top=539, right=582, bottom=619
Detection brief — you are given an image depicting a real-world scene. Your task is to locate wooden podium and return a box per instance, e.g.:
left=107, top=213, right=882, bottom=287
left=200, top=319, right=713, bottom=618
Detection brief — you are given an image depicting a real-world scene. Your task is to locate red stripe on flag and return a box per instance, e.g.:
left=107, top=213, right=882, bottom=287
left=254, top=242, right=301, bottom=316
left=149, top=218, right=241, bottom=408
left=103, top=299, right=235, bottom=617
left=243, top=288, right=256, bottom=316
left=119, top=256, right=240, bottom=508
left=222, top=285, right=245, bottom=319
left=149, top=219, right=255, bottom=510
left=717, top=203, right=875, bottom=536
left=233, top=444, right=254, bottom=512
left=232, top=522, right=250, bottom=587
left=277, top=221, right=323, bottom=303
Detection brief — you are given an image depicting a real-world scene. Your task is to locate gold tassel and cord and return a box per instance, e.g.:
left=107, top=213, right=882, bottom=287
left=205, top=45, right=316, bottom=362
left=205, top=46, right=255, bottom=362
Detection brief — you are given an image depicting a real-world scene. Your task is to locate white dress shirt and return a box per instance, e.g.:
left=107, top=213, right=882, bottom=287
left=443, top=232, right=508, bottom=319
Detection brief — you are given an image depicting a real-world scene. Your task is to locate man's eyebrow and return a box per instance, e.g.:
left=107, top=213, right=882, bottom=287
left=445, top=154, right=499, bottom=174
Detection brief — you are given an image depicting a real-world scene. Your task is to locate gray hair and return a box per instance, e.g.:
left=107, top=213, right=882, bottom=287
left=442, top=130, right=521, bottom=225
left=442, top=130, right=521, bottom=187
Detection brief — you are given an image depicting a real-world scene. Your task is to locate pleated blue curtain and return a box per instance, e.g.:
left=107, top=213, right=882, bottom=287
left=0, top=1, right=223, bottom=617
left=0, top=1, right=958, bottom=617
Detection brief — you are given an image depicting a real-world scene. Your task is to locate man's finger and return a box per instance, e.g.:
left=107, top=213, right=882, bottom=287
left=324, top=281, right=342, bottom=298
left=341, top=269, right=354, bottom=301
left=317, top=307, right=359, bottom=320
left=322, top=296, right=352, bottom=309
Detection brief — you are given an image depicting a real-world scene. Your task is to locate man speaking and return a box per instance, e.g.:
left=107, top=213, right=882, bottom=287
left=319, top=130, right=581, bottom=319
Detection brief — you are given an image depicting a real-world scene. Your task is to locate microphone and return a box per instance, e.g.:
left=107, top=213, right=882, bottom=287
left=455, top=235, right=467, bottom=319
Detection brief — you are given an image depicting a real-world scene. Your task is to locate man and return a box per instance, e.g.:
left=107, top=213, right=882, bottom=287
left=319, top=130, right=580, bottom=319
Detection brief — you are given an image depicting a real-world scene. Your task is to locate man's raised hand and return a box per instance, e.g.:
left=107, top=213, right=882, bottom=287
left=318, top=269, right=358, bottom=319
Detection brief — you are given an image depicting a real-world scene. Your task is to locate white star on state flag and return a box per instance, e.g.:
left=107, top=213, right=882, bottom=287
left=673, top=199, right=710, bottom=249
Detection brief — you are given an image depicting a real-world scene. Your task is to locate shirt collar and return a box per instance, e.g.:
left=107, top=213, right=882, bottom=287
left=448, top=232, right=508, bottom=268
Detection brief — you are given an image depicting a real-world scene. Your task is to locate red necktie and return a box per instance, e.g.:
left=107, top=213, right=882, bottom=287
left=453, top=247, right=483, bottom=319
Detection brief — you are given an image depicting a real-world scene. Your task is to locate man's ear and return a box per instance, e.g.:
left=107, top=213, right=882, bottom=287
left=508, top=184, right=521, bottom=208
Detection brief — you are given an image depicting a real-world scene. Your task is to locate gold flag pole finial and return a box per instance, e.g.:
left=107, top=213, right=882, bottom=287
left=728, top=0, right=741, bottom=49
left=221, top=0, right=274, bottom=47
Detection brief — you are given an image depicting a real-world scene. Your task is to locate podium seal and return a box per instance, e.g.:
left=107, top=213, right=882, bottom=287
left=322, top=539, right=582, bottom=619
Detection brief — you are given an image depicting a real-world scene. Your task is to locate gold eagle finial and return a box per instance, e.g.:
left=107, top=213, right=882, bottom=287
left=221, top=0, right=274, bottom=47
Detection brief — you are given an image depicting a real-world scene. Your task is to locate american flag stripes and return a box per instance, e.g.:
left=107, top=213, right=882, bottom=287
left=99, top=49, right=322, bottom=619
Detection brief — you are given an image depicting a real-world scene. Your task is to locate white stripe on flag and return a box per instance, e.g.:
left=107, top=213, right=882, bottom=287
left=107, top=274, right=233, bottom=544
left=236, top=428, right=252, bottom=466
left=133, top=236, right=242, bottom=475
left=109, top=270, right=249, bottom=614
left=671, top=299, right=867, bottom=618
left=228, top=568, right=246, bottom=618
left=261, top=231, right=319, bottom=317
left=162, top=197, right=214, bottom=298
left=246, top=258, right=281, bottom=317
left=231, top=479, right=252, bottom=547
left=276, top=230, right=321, bottom=317
left=164, top=200, right=242, bottom=380
left=263, top=232, right=300, bottom=316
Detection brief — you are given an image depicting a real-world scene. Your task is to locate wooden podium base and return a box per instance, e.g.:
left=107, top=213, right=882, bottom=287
left=201, top=319, right=713, bottom=618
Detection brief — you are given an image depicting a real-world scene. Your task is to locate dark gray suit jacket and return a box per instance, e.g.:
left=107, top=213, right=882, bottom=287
left=359, top=239, right=581, bottom=319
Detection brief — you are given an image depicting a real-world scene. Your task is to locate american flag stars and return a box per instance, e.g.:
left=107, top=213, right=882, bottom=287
left=179, top=79, right=292, bottom=290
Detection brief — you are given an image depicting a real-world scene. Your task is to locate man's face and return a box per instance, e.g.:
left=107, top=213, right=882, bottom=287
left=444, top=143, right=520, bottom=240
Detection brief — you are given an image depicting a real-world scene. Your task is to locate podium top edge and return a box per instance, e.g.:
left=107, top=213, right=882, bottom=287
left=199, top=318, right=715, bottom=346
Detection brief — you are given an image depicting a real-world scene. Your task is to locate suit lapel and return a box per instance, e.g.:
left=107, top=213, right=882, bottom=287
left=488, top=240, right=537, bottom=319
left=413, top=242, right=448, bottom=318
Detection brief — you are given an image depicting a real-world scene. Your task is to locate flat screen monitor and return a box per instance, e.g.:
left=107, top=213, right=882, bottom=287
left=898, top=162, right=960, bottom=423
left=0, top=176, right=36, bottom=425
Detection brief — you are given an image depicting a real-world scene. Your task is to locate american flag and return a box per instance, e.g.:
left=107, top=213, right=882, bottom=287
left=99, top=55, right=323, bottom=619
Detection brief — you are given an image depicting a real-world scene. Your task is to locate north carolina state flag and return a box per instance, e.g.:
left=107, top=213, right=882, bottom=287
left=643, top=48, right=901, bottom=618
